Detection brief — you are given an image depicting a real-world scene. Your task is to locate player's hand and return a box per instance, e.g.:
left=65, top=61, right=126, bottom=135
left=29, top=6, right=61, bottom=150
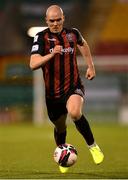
left=86, top=67, right=96, bottom=80
left=52, top=45, right=62, bottom=55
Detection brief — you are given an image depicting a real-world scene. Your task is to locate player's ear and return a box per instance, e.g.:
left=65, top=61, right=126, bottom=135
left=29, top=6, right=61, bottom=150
left=62, top=15, right=65, bottom=22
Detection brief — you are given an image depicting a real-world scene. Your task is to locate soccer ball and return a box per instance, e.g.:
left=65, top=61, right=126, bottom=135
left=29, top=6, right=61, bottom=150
left=53, top=143, right=77, bottom=167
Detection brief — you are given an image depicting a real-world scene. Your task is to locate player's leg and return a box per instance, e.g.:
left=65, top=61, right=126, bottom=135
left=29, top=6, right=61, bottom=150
left=66, top=94, right=94, bottom=145
left=46, top=98, right=67, bottom=146
left=46, top=98, right=69, bottom=173
left=51, top=113, right=69, bottom=173
left=66, top=94, right=104, bottom=164
left=52, top=114, right=67, bottom=146
left=52, top=115, right=69, bottom=173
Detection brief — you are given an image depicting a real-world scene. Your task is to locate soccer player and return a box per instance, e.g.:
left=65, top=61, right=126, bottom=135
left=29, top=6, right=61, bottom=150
left=30, top=5, right=104, bottom=173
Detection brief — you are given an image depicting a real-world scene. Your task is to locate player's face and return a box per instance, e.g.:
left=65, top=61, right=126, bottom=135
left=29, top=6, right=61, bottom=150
left=46, top=10, right=64, bottom=33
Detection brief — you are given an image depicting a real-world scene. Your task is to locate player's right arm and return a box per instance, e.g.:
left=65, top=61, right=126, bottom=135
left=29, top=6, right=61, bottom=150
left=30, top=32, right=62, bottom=70
left=30, top=46, right=62, bottom=70
left=30, top=53, right=53, bottom=70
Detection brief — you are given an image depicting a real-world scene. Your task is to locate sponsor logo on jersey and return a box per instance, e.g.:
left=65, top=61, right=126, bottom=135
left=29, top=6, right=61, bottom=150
left=49, top=47, right=74, bottom=54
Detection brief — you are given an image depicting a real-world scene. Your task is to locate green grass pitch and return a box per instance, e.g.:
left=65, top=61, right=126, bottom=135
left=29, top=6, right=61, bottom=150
left=0, top=122, right=128, bottom=179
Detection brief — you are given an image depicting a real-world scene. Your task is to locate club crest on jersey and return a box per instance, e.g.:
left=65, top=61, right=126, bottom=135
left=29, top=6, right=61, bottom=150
left=66, top=33, right=74, bottom=42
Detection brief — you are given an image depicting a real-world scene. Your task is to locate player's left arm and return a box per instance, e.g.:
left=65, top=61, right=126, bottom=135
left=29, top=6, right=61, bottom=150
left=77, top=41, right=96, bottom=80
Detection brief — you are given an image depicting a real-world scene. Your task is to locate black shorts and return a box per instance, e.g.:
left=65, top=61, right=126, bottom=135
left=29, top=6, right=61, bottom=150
left=45, top=88, right=85, bottom=122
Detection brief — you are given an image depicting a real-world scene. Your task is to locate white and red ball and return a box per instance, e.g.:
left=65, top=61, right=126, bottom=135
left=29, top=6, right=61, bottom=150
left=53, top=143, right=77, bottom=167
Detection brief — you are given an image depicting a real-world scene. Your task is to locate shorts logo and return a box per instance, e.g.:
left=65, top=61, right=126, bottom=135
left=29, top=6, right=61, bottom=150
left=74, top=88, right=84, bottom=97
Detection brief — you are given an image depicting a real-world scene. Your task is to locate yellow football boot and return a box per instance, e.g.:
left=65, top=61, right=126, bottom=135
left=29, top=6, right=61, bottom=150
left=59, top=166, right=69, bottom=173
left=89, top=144, right=104, bottom=165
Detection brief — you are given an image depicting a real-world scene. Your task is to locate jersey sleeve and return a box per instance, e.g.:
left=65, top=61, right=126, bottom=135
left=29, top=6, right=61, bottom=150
left=72, top=28, right=85, bottom=46
left=31, top=32, right=44, bottom=55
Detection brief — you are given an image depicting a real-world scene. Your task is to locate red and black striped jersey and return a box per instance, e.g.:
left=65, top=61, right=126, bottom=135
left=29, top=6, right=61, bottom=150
left=31, top=27, right=84, bottom=99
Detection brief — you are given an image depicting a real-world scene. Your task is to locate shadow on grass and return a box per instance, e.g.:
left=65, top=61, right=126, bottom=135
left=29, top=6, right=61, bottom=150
left=0, top=170, right=128, bottom=179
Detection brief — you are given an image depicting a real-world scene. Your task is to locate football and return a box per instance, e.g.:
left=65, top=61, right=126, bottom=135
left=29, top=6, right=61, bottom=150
left=53, top=143, right=78, bottom=167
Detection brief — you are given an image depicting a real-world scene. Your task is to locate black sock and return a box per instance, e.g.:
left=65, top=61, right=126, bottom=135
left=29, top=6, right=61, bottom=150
left=54, top=128, right=67, bottom=146
left=74, top=115, right=94, bottom=146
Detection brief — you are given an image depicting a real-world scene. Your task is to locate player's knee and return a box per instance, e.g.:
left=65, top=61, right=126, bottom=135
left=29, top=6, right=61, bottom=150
left=68, top=109, right=81, bottom=120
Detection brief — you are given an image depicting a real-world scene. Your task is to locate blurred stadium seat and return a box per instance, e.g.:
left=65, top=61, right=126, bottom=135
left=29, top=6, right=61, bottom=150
left=94, top=0, right=128, bottom=55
